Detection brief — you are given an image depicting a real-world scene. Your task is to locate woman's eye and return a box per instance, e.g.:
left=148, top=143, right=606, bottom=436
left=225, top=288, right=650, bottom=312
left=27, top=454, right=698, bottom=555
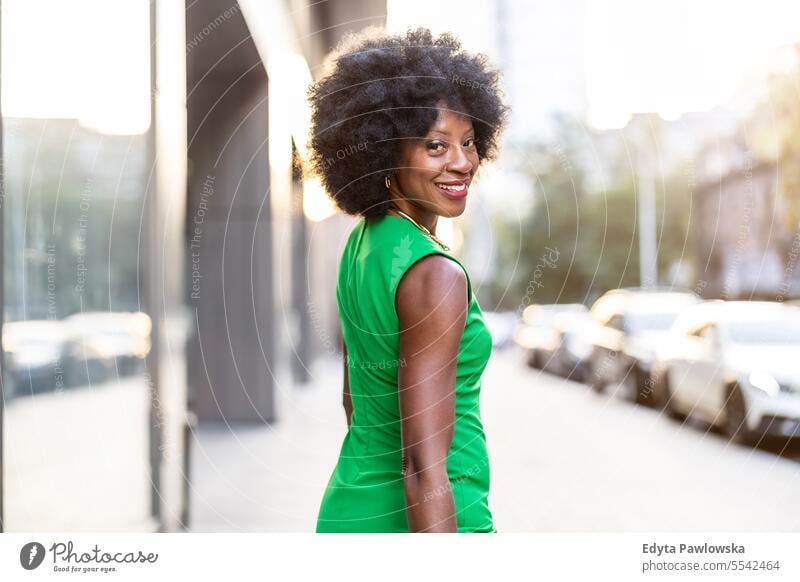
left=426, top=141, right=446, bottom=152
left=464, top=137, right=476, bottom=148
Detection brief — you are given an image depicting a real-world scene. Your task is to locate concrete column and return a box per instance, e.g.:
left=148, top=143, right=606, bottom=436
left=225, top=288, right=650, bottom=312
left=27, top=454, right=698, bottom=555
left=186, top=2, right=274, bottom=422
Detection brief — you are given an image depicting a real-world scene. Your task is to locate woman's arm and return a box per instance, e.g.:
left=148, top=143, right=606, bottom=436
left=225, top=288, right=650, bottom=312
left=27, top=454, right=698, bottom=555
left=395, top=254, right=468, bottom=533
left=342, top=338, right=352, bottom=428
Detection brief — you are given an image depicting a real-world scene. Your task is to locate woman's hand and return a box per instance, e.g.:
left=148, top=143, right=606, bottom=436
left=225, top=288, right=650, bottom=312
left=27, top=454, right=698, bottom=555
left=395, top=254, right=468, bottom=532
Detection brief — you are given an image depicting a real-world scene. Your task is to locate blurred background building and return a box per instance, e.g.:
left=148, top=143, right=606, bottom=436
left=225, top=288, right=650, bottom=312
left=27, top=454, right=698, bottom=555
left=0, top=0, right=384, bottom=532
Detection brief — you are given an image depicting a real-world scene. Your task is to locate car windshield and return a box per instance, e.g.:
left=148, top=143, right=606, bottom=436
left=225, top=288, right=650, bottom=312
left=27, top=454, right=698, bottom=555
left=726, top=318, right=800, bottom=344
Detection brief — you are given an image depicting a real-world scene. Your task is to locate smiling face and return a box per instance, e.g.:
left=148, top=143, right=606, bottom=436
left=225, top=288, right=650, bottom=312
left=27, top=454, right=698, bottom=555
left=390, top=103, right=479, bottom=224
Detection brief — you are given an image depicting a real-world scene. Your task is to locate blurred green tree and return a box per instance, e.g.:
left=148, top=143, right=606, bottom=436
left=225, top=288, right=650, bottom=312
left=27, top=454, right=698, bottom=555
left=487, top=115, right=695, bottom=310
left=752, top=43, right=800, bottom=234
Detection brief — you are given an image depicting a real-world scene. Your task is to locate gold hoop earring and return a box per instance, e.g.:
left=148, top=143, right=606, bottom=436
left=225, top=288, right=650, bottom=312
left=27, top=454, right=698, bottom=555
left=385, top=176, right=391, bottom=189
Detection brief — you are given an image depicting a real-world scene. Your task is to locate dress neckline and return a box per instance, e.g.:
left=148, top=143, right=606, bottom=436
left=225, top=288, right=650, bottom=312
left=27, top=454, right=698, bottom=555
left=380, top=213, right=451, bottom=251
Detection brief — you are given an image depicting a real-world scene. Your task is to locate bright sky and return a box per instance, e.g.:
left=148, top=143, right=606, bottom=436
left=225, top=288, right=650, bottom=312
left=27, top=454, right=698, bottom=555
left=1, top=0, right=150, bottom=134
left=583, top=0, right=800, bottom=128
left=2, top=0, right=799, bottom=135
left=388, top=0, right=800, bottom=130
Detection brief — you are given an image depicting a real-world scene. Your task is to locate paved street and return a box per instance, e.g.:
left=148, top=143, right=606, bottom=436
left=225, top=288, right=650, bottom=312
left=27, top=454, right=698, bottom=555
left=483, top=348, right=800, bottom=532
left=190, top=347, right=800, bottom=532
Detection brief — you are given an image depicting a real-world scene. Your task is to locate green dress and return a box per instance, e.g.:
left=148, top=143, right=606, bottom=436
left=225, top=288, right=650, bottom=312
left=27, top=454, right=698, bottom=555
left=316, top=213, right=496, bottom=533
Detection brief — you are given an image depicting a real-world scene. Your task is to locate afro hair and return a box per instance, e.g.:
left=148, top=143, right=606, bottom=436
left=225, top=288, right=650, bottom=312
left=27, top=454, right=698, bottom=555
left=306, top=26, right=509, bottom=218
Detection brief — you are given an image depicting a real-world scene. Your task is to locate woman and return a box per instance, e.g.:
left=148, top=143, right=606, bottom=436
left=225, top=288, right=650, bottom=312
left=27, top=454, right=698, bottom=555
left=308, top=27, right=508, bottom=533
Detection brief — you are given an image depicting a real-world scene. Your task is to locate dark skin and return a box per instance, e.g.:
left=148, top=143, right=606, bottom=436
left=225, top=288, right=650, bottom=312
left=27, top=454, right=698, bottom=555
left=340, top=103, right=478, bottom=532
left=395, top=256, right=467, bottom=532
left=387, top=102, right=479, bottom=230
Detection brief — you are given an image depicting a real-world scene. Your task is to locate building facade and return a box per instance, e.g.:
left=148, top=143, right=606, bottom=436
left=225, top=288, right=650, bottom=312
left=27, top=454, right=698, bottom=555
left=0, top=0, right=384, bottom=532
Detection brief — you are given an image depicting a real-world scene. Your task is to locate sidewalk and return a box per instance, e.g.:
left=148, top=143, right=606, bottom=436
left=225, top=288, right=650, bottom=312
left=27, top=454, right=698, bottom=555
left=189, top=357, right=347, bottom=532
left=190, top=348, right=800, bottom=532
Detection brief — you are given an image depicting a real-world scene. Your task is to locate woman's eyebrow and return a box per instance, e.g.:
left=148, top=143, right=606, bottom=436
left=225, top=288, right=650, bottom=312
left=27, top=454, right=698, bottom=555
left=427, top=128, right=475, bottom=138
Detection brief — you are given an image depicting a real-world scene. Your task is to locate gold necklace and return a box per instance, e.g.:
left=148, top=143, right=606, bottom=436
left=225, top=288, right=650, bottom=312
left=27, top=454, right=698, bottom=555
left=391, top=209, right=450, bottom=252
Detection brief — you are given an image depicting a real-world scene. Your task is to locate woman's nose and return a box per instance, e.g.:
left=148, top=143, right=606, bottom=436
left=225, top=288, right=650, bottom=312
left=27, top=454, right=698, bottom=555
left=447, top=145, right=475, bottom=175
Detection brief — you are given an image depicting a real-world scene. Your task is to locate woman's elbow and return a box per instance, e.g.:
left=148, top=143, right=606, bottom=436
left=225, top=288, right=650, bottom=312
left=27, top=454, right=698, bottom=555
left=403, top=455, right=450, bottom=499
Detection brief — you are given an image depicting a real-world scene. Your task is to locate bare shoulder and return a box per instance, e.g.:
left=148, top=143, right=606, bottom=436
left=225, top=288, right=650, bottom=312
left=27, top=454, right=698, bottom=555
left=395, top=254, right=468, bottom=324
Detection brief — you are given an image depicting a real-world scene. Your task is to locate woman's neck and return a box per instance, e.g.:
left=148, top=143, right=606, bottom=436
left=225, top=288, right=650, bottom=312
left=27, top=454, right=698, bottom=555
left=388, top=196, right=438, bottom=234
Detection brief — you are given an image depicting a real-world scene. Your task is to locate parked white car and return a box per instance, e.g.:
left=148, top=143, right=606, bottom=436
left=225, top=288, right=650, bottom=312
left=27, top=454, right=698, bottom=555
left=586, top=287, right=701, bottom=404
left=514, top=303, right=588, bottom=369
left=547, top=310, right=595, bottom=381
left=652, top=301, right=800, bottom=445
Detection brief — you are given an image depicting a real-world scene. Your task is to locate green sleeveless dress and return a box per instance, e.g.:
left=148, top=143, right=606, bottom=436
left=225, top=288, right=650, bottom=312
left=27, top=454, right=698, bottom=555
left=316, top=213, right=496, bottom=533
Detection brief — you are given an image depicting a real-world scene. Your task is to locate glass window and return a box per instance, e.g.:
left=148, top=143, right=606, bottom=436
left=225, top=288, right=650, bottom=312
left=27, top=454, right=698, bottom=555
left=2, top=0, right=155, bottom=531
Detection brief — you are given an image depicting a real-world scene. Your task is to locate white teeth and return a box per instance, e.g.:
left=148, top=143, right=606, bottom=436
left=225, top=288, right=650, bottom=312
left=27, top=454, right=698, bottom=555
left=436, top=183, right=466, bottom=192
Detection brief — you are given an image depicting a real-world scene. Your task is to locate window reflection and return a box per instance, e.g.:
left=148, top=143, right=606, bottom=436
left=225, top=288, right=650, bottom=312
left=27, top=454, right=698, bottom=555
left=2, top=74, right=154, bottom=532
